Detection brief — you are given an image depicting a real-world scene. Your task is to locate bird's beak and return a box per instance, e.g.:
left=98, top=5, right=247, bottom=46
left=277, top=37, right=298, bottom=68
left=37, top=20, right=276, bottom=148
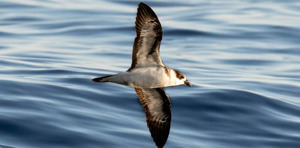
left=184, top=80, right=192, bottom=87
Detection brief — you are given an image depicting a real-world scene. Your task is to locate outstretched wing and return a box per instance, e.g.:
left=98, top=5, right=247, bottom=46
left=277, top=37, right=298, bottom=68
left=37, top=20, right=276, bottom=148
left=128, top=2, right=163, bottom=71
left=135, top=88, right=171, bottom=148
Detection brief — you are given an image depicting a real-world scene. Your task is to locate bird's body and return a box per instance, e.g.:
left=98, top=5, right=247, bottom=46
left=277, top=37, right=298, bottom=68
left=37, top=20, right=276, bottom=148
left=95, top=66, right=185, bottom=88
left=92, top=2, right=190, bottom=148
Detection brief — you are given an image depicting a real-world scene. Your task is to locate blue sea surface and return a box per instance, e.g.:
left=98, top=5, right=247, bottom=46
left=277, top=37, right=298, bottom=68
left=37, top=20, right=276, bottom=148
left=1, top=0, right=300, bottom=148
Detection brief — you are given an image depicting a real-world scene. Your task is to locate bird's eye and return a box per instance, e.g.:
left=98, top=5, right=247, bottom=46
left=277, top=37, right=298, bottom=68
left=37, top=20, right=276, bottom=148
left=180, top=76, right=184, bottom=79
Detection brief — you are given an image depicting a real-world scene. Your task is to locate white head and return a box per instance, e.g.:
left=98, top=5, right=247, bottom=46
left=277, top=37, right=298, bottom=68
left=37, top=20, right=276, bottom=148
left=173, top=70, right=191, bottom=87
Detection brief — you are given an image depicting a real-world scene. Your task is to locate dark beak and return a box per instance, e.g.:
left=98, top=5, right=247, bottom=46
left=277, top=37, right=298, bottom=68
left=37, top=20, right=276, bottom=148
left=184, top=80, right=192, bottom=87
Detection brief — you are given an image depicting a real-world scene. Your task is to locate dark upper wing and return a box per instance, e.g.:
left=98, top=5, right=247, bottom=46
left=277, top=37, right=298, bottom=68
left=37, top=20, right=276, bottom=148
left=135, top=88, right=171, bottom=148
left=128, top=2, right=163, bottom=71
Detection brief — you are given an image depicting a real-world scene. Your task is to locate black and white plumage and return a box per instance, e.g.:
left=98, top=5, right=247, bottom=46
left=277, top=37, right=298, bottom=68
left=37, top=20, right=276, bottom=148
left=93, top=2, right=191, bottom=148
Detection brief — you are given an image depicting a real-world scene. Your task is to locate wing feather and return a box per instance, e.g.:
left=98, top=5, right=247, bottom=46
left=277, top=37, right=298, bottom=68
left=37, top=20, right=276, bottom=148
left=135, top=88, right=171, bottom=148
left=128, top=3, right=163, bottom=71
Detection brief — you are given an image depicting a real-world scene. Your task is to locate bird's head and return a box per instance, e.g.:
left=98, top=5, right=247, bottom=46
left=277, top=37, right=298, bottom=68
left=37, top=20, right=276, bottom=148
left=174, top=70, right=191, bottom=87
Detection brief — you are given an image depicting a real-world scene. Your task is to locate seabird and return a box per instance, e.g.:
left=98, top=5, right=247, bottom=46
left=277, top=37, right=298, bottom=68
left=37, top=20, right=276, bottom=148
left=93, top=2, right=191, bottom=148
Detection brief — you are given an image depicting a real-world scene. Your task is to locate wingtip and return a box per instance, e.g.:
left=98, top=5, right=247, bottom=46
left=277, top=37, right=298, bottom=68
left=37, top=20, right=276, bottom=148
left=137, top=2, right=157, bottom=18
left=138, top=2, right=148, bottom=12
left=135, top=1, right=160, bottom=35
left=138, top=2, right=148, bottom=7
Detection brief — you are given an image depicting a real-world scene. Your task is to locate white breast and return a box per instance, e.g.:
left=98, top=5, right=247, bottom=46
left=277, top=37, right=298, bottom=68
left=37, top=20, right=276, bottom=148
left=122, top=66, right=177, bottom=88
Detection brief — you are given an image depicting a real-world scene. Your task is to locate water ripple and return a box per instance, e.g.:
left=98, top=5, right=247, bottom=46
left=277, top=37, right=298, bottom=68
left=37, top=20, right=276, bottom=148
left=1, top=0, right=300, bottom=148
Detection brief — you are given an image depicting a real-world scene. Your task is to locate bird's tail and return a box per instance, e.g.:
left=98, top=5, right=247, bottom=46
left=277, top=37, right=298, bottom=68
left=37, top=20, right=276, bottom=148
left=92, top=75, right=114, bottom=82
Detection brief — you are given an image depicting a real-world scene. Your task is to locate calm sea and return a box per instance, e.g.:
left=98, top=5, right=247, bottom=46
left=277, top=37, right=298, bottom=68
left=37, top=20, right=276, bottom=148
left=1, top=0, right=300, bottom=148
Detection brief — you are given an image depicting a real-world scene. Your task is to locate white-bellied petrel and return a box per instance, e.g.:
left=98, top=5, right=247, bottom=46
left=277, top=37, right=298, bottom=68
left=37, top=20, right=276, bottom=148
left=93, top=2, right=191, bottom=148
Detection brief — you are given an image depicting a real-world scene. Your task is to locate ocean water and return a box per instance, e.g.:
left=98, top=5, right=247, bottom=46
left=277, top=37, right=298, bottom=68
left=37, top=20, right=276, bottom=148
left=1, top=0, right=300, bottom=148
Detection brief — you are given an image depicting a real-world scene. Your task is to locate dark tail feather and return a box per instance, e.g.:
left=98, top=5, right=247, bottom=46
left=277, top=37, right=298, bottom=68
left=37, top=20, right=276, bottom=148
left=92, top=75, right=113, bottom=82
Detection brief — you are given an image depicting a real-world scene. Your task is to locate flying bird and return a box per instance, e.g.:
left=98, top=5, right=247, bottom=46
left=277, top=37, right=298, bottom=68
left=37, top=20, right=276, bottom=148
left=93, top=2, right=191, bottom=148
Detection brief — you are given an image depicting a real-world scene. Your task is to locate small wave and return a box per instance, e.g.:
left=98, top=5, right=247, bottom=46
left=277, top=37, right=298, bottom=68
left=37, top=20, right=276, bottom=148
left=33, top=21, right=86, bottom=30
left=0, top=2, right=37, bottom=9
left=3, top=17, right=42, bottom=22
left=50, top=26, right=133, bottom=36
left=220, top=59, right=277, bottom=66
left=0, top=31, right=15, bottom=37
left=0, top=144, right=15, bottom=148
left=110, top=0, right=191, bottom=7
left=172, top=89, right=300, bottom=144
left=164, top=28, right=219, bottom=37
